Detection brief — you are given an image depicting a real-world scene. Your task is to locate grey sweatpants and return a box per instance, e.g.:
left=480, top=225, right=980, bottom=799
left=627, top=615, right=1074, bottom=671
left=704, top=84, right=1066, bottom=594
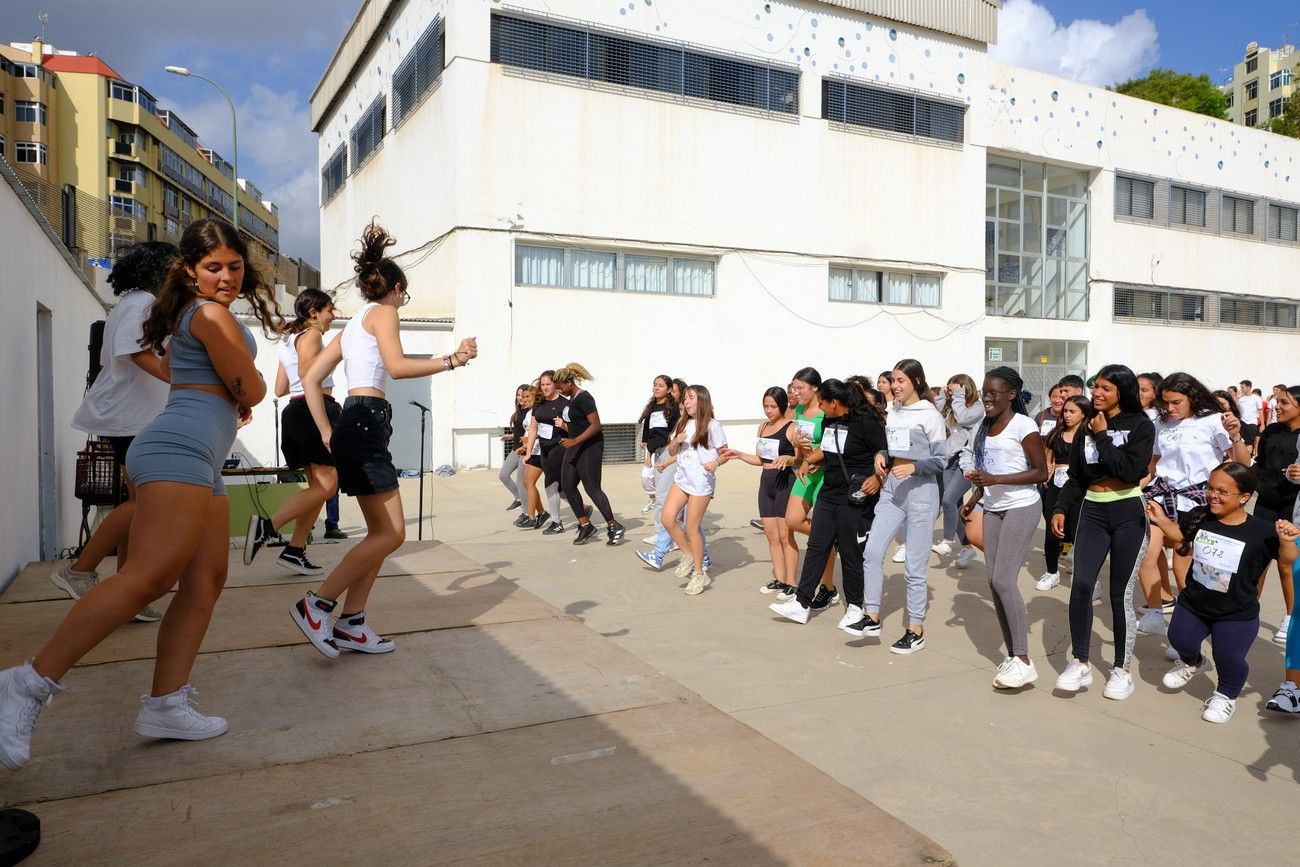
left=982, top=501, right=1041, bottom=658
left=864, top=474, right=941, bottom=625
left=651, top=447, right=676, bottom=534
left=499, top=450, right=526, bottom=500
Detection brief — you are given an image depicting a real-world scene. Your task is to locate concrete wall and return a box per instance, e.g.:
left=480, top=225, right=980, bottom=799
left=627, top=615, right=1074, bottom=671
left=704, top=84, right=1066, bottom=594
left=0, top=159, right=108, bottom=587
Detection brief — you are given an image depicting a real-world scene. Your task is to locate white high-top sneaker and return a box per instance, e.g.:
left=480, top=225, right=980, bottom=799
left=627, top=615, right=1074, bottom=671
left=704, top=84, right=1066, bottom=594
left=132, top=684, right=228, bottom=740
left=0, top=662, right=64, bottom=770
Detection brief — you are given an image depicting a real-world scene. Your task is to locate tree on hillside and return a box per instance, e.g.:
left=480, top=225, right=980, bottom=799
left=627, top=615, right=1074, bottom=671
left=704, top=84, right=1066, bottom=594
left=1111, top=68, right=1229, bottom=120
left=1269, top=89, right=1300, bottom=139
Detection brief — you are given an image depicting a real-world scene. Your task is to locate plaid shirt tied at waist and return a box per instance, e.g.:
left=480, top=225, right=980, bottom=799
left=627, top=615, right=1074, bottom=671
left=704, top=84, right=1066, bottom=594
left=1143, top=476, right=1208, bottom=518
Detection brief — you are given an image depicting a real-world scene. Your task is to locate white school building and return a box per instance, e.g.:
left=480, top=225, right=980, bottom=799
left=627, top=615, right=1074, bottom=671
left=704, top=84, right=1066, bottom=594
left=285, top=0, right=1300, bottom=473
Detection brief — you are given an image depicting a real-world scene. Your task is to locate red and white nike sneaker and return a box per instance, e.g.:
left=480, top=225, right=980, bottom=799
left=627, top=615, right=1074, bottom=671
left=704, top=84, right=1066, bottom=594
left=291, top=592, right=340, bottom=659
left=332, top=615, right=396, bottom=654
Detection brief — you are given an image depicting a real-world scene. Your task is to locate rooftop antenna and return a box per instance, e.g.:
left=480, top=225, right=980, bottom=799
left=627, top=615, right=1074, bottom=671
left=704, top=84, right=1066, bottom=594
left=37, top=12, right=48, bottom=42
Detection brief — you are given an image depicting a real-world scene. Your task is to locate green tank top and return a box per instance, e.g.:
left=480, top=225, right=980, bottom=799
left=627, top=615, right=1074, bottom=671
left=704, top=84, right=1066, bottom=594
left=794, top=405, right=826, bottom=448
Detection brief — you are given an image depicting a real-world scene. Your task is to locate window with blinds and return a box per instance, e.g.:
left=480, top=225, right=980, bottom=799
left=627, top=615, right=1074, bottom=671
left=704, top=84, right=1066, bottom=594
left=515, top=244, right=715, bottom=297
left=1170, top=186, right=1206, bottom=228
left=1114, top=285, right=1298, bottom=331
left=1269, top=204, right=1299, bottom=242
left=1221, top=195, right=1255, bottom=235
left=822, top=78, right=965, bottom=144
left=1115, top=175, right=1155, bottom=220
left=320, top=144, right=347, bottom=204
left=350, top=96, right=387, bottom=173
left=392, top=17, right=445, bottom=127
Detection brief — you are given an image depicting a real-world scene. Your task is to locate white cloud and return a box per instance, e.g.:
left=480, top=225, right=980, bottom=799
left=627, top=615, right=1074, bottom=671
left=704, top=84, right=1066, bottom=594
left=990, top=0, right=1160, bottom=87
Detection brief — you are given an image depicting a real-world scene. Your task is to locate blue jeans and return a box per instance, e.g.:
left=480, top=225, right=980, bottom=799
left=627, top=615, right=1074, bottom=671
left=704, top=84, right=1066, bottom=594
left=653, top=505, right=710, bottom=562
left=326, top=492, right=340, bottom=525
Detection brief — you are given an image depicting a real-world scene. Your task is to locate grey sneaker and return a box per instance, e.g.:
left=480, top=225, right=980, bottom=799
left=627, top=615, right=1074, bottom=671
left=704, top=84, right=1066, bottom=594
left=50, top=564, right=97, bottom=600
left=132, top=603, right=163, bottom=623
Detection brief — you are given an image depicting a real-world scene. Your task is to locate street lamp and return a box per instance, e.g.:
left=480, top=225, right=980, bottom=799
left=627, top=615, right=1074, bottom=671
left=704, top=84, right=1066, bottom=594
left=164, top=65, right=239, bottom=229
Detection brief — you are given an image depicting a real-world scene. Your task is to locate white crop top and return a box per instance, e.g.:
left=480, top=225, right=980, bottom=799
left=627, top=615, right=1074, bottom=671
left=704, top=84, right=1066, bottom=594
left=340, top=303, right=392, bottom=392
left=277, top=330, right=335, bottom=397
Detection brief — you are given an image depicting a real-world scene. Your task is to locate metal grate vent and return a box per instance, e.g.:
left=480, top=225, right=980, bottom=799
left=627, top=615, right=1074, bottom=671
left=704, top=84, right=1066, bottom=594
left=822, top=78, right=965, bottom=143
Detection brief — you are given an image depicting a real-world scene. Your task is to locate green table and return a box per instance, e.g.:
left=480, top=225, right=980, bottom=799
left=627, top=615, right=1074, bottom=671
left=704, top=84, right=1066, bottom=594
left=222, top=469, right=308, bottom=537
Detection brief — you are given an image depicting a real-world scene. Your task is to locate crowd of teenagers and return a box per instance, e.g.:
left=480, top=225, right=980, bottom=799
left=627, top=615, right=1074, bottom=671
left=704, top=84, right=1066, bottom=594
left=492, top=361, right=1300, bottom=727
left=0, top=220, right=476, bottom=772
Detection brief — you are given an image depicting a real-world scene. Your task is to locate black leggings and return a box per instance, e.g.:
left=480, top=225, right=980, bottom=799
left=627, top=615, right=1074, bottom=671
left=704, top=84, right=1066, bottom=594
left=795, top=497, right=872, bottom=608
left=542, top=443, right=565, bottom=490
left=1069, top=496, right=1148, bottom=668
left=563, top=438, right=614, bottom=523
left=1041, top=484, right=1078, bottom=573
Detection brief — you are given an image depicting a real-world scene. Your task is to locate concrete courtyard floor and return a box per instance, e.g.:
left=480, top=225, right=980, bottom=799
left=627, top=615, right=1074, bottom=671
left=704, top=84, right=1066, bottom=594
left=3, top=463, right=1297, bottom=864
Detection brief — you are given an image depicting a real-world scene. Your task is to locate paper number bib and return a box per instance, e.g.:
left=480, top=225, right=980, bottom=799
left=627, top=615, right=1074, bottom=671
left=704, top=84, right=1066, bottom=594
left=1052, top=465, right=1069, bottom=487
left=794, top=420, right=816, bottom=442
left=1084, top=430, right=1128, bottom=464
left=757, top=438, right=780, bottom=462
left=649, top=411, right=667, bottom=429
left=1191, top=529, right=1246, bottom=593
left=822, top=427, right=847, bottom=454
left=537, top=422, right=554, bottom=441
left=886, top=426, right=911, bottom=453
left=562, top=406, right=571, bottom=423
left=1039, top=419, right=1057, bottom=437
left=981, top=445, right=1008, bottom=474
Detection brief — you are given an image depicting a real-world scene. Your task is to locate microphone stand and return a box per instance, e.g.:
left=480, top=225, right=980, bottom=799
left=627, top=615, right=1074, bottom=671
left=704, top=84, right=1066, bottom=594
left=410, top=400, right=432, bottom=540
left=272, top=398, right=280, bottom=468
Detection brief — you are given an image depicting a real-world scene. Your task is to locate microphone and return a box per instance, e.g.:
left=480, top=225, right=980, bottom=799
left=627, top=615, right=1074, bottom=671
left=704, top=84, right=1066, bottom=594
left=410, top=400, right=431, bottom=412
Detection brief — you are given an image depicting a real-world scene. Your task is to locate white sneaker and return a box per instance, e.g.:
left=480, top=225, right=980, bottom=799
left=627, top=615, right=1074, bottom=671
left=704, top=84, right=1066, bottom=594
left=641, top=501, right=656, bottom=514
left=683, top=571, right=710, bottom=596
left=49, top=563, right=97, bottom=600
left=642, top=535, right=658, bottom=545
left=769, top=597, right=810, bottom=624
left=1201, top=692, right=1236, bottom=724
left=1137, top=609, right=1167, bottom=636
left=290, top=592, right=340, bottom=659
left=955, top=546, right=978, bottom=568
left=0, top=662, right=63, bottom=771
left=1275, top=615, right=1291, bottom=645
left=994, top=657, right=1039, bottom=689
left=1055, top=658, right=1093, bottom=692
left=1162, top=656, right=1212, bottom=690
left=838, top=604, right=864, bottom=629
left=674, top=556, right=695, bottom=579
left=332, top=616, right=396, bottom=654
left=891, top=545, right=908, bottom=564
left=931, top=540, right=952, bottom=557
left=133, top=684, right=228, bottom=740
left=1265, top=680, right=1300, bottom=714
left=1035, top=572, right=1060, bottom=591
left=1103, top=668, right=1135, bottom=701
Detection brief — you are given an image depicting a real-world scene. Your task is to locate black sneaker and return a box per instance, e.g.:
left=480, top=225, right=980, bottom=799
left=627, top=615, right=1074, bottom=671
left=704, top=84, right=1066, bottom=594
left=840, top=614, right=882, bottom=637
left=889, top=630, right=925, bottom=655
left=760, top=579, right=785, bottom=594
left=573, top=523, right=599, bottom=545
left=776, top=584, right=797, bottom=601
left=265, top=530, right=289, bottom=549
left=323, top=524, right=347, bottom=540
left=749, top=518, right=764, bottom=530
left=506, top=499, right=522, bottom=511
left=277, top=549, right=324, bottom=576
left=243, top=516, right=274, bottom=565
left=606, top=523, right=626, bottom=546
left=542, top=520, right=566, bottom=535
left=512, top=514, right=533, bottom=528
left=809, top=586, right=840, bottom=611
left=528, top=511, right=551, bottom=530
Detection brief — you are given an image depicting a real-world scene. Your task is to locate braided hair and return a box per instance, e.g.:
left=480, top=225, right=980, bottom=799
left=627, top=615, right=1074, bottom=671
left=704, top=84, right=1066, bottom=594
left=973, top=366, right=1028, bottom=471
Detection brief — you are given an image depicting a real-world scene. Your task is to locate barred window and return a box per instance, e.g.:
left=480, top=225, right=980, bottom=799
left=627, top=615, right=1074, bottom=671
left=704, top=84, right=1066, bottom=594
left=350, top=96, right=387, bottom=172
left=490, top=13, right=798, bottom=115
left=393, top=17, right=445, bottom=126
left=515, top=244, right=715, bottom=296
left=320, top=144, right=347, bottom=204
left=1169, top=186, right=1205, bottom=227
left=1221, top=195, right=1255, bottom=235
left=1112, top=286, right=1205, bottom=323
left=1115, top=175, right=1155, bottom=219
left=1220, top=297, right=1262, bottom=326
left=1269, top=204, right=1299, bottom=242
left=822, top=79, right=965, bottom=143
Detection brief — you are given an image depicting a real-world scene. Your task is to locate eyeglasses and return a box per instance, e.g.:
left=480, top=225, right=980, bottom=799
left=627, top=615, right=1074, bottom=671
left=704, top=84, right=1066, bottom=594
left=398, top=289, right=411, bottom=305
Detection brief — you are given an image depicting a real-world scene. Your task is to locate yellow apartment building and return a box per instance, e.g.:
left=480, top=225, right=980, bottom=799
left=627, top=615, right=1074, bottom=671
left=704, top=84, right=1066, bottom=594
left=1223, top=41, right=1297, bottom=129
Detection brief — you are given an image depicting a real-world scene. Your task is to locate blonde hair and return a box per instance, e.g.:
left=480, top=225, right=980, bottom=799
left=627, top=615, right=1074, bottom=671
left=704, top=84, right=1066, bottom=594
left=553, top=362, right=594, bottom=385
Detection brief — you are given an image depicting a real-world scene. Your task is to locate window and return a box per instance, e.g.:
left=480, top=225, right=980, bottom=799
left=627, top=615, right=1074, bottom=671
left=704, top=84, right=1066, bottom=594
left=0, top=93, right=5, bottom=115
left=1221, top=195, right=1255, bottom=235
left=109, top=195, right=146, bottom=219
left=1245, top=79, right=1259, bottom=100
left=1114, top=175, right=1155, bottom=220
left=822, top=79, right=965, bottom=144
left=1113, top=286, right=1206, bottom=323
left=349, top=95, right=386, bottom=172
left=14, top=141, right=46, bottom=164
left=1245, top=108, right=1258, bottom=126
left=320, top=144, right=347, bottom=203
left=392, top=16, right=445, bottom=126
left=490, top=13, right=799, bottom=116
left=107, top=80, right=157, bottom=115
left=15, top=100, right=46, bottom=124
left=0, top=134, right=4, bottom=158
left=1220, top=297, right=1262, bottom=326
left=1270, top=204, right=1300, bottom=242
left=514, top=244, right=715, bottom=296
left=1270, top=98, right=1285, bottom=119
left=1227, top=92, right=1233, bottom=108
left=1265, top=302, right=1298, bottom=328
left=1246, top=56, right=1258, bottom=74
left=986, top=156, right=1090, bottom=321
left=1169, top=186, right=1206, bottom=227
left=1270, top=69, right=1291, bottom=89
left=829, top=267, right=881, bottom=303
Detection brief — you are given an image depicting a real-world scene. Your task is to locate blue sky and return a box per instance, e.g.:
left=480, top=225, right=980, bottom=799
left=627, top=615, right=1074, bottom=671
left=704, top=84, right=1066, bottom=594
left=2, top=1, right=1296, bottom=266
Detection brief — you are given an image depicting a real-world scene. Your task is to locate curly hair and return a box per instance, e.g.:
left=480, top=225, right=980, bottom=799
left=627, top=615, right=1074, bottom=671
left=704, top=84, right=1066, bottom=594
left=353, top=220, right=407, bottom=301
left=107, top=241, right=178, bottom=297
left=553, top=363, right=594, bottom=385
left=140, top=219, right=284, bottom=353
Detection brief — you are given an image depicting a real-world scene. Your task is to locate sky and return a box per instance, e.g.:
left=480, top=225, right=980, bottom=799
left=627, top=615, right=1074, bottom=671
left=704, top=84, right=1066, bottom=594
left=1, top=1, right=1296, bottom=267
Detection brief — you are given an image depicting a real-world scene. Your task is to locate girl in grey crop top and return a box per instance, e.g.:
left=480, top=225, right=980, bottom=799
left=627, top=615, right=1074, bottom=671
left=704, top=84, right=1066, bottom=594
left=169, top=300, right=258, bottom=385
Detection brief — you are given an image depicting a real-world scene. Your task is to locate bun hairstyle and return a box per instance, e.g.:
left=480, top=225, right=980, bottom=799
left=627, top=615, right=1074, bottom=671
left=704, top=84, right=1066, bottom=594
left=141, top=218, right=283, bottom=353
left=108, top=241, right=178, bottom=297
left=893, top=358, right=933, bottom=404
left=287, top=288, right=334, bottom=335
left=817, top=378, right=866, bottom=417
left=1176, top=462, right=1258, bottom=556
left=353, top=220, right=407, bottom=302
left=553, top=363, right=593, bottom=385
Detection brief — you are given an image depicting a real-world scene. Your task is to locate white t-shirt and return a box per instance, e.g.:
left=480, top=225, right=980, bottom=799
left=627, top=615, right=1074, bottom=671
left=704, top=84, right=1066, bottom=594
left=976, top=414, right=1041, bottom=511
left=674, top=418, right=727, bottom=496
left=1154, top=414, right=1234, bottom=505
left=1237, top=394, right=1263, bottom=424
left=72, top=290, right=170, bottom=437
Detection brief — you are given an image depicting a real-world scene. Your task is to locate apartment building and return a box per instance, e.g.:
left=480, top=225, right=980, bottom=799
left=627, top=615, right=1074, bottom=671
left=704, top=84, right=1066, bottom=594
left=303, top=0, right=1300, bottom=472
left=1223, top=41, right=1297, bottom=129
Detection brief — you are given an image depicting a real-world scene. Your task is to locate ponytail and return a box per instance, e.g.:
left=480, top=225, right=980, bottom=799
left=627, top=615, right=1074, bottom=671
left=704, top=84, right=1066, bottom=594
left=352, top=220, right=407, bottom=301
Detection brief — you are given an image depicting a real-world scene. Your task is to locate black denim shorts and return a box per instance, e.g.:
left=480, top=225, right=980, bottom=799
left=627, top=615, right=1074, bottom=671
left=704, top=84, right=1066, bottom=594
left=332, top=396, right=398, bottom=496
left=281, top=396, right=340, bottom=470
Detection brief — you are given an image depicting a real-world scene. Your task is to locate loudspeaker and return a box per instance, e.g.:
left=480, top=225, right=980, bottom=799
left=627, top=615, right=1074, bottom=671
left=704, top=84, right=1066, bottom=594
left=86, top=319, right=105, bottom=391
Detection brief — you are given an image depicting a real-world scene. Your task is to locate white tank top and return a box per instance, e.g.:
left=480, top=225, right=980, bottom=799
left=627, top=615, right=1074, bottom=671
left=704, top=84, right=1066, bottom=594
left=341, top=302, right=392, bottom=392
left=277, top=330, right=335, bottom=397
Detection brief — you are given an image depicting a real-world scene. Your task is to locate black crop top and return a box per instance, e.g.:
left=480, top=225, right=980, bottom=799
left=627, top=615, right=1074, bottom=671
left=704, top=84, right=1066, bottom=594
left=1054, top=411, right=1155, bottom=517
left=758, top=420, right=796, bottom=466
left=641, top=401, right=680, bottom=454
